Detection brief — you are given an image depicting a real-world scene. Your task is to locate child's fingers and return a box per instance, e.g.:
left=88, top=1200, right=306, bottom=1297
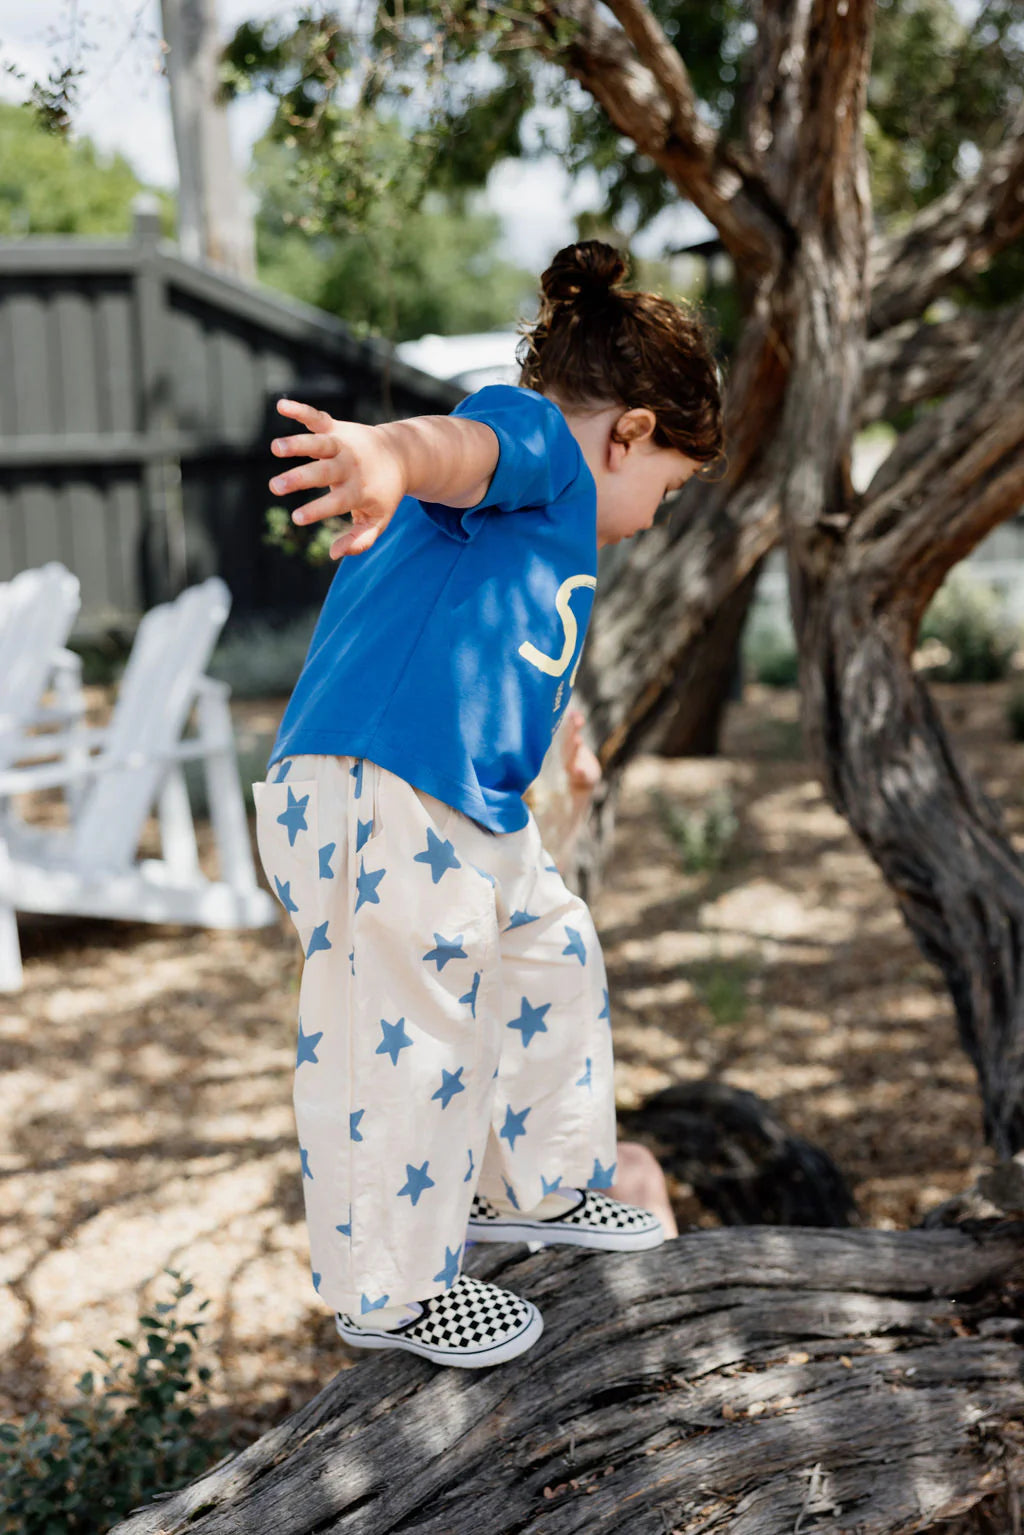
left=275, top=398, right=333, bottom=432
left=270, top=432, right=339, bottom=460
left=289, top=488, right=349, bottom=524
left=329, top=520, right=383, bottom=560
left=270, top=458, right=343, bottom=496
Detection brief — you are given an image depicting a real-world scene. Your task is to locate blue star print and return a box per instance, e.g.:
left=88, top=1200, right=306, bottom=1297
left=273, top=759, right=292, bottom=783
left=356, top=819, right=373, bottom=852
left=296, top=1018, right=322, bottom=1067
left=563, top=926, right=587, bottom=965
left=398, top=1160, right=436, bottom=1207
left=500, top=1104, right=531, bottom=1151
left=349, top=1109, right=365, bottom=1141
left=414, top=827, right=462, bottom=884
left=599, top=988, right=611, bottom=1023
left=459, top=972, right=481, bottom=1017
left=432, top=1067, right=466, bottom=1110
left=472, top=865, right=497, bottom=887
left=464, top=1147, right=475, bottom=1183
left=588, top=1156, right=617, bottom=1189
left=273, top=876, right=298, bottom=913
left=502, top=1178, right=520, bottom=1210
left=576, top=1057, right=593, bottom=1091
left=276, top=787, right=309, bottom=847
left=361, top=1292, right=390, bottom=1314
left=355, top=857, right=386, bottom=911
left=350, top=759, right=364, bottom=798
left=312, top=1270, right=321, bottom=1292
left=541, top=1173, right=564, bottom=1196
left=434, top=1244, right=462, bottom=1289
left=318, top=842, right=336, bottom=879
left=306, top=921, right=332, bottom=958
left=507, top=996, right=550, bottom=1048
left=336, top=1206, right=352, bottom=1237
left=505, top=909, right=538, bottom=930
left=376, top=1016, right=413, bottom=1066
left=300, top=1147, right=312, bottom=1179
left=423, top=932, right=467, bottom=971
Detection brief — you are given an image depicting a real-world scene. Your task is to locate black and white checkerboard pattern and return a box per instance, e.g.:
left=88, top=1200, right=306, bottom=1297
left=336, top=1275, right=538, bottom=1364
left=409, top=1275, right=534, bottom=1351
left=470, top=1189, right=657, bottom=1234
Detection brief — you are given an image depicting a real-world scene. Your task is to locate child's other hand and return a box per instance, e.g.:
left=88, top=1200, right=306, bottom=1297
left=269, top=399, right=407, bottom=559
left=561, top=710, right=602, bottom=795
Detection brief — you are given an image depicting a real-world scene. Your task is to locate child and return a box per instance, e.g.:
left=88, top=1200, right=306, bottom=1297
left=253, top=241, right=724, bottom=1368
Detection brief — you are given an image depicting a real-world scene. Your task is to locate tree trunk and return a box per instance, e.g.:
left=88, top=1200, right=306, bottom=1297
left=648, top=560, right=762, bottom=758
left=110, top=1226, right=1024, bottom=1535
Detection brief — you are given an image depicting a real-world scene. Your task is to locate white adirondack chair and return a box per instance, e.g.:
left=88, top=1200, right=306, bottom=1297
left=0, top=562, right=85, bottom=776
left=0, top=577, right=276, bottom=991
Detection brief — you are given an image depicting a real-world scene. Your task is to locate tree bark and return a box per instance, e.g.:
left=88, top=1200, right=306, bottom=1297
left=110, top=1226, right=1024, bottom=1535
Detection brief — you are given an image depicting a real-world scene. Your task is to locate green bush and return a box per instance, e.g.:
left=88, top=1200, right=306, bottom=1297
left=208, top=610, right=318, bottom=699
left=654, top=788, right=739, bottom=874
left=918, top=570, right=1020, bottom=683
left=0, top=1269, right=228, bottom=1535
left=742, top=612, right=800, bottom=689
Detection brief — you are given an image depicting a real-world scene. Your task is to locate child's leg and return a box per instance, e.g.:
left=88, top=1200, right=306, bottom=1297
left=255, top=756, right=506, bottom=1317
left=472, top=813, right=619, bottom=1212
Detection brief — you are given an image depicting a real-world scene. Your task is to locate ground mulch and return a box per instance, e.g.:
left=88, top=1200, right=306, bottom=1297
left=1, top=679, right=1018, bottom=1448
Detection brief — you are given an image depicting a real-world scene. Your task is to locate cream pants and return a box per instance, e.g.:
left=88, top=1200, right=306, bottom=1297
left=253, top=754, right=617, bottom=1315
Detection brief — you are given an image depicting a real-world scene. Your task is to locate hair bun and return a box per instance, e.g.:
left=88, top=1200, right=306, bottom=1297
left=541, top=240, right=628, bottom=306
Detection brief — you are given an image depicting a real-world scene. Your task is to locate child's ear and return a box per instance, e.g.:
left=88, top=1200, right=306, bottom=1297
left=608, top=407, right=657, bottom=466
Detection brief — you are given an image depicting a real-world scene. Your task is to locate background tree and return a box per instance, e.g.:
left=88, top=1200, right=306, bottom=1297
left=220, top=0, right=1024, bottom=1157
left=0, top=101, right=167, bottom=236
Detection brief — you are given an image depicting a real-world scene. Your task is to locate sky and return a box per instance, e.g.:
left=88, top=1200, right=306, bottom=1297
left=0, top=0, right=714, bottom=269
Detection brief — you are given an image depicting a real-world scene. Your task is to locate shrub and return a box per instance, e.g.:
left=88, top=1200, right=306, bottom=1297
left=917, top=570, right=1019, bottom=683
left=742, top=612, right=800, bottom=689
left=0, top=1269, right=228, bottom=1535
left=208, top=610, right=318, bottom=699
left=654, top=787, right=739, bottom=874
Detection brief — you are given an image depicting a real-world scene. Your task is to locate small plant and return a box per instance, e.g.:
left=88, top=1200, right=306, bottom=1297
left=696, top=954, right=751, bottom=1028
left=742, top=612, right=800, bottom=689
left=208, top=609, right=319, bottom=699
left=917, top=570, right=1019, bottom=683
left=655, top=788, right=739, bottom=874
left=0, top=1269, right=228, bottom=1535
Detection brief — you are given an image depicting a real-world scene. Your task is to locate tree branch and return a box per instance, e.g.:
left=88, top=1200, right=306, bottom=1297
left=852, top=299, right=1024, bottom=615
left=545, top=0, right=784, bottom=275
left=860, top=306, right=1010, bottom=425
left=869, top=98, right=1024, bottom=335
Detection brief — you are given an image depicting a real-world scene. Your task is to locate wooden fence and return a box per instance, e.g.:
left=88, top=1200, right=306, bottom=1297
left=0, top=205, right=462, bottom=631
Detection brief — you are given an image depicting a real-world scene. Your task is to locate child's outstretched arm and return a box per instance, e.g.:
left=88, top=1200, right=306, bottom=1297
left=269, top=399, right=500, bottom=560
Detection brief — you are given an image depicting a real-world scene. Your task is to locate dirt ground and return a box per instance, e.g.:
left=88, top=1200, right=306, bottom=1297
left=1, top=679, right=1018, bottom=1447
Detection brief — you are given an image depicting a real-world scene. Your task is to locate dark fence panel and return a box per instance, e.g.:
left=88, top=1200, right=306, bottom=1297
left=0, top=209, right=462, bottom=633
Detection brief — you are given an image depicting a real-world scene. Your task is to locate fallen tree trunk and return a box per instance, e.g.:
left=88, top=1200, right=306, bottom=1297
left=111, top=1225, right=1024, bottom=1535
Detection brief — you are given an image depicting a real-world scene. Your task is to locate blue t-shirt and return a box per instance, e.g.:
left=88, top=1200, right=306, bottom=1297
left=267, top=384, right=598, bottom=833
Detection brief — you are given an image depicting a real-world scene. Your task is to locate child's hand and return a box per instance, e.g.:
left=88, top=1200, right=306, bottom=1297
left=269, top=399, right=407, bottom=559
left=561, top=710, right=602, bottom=796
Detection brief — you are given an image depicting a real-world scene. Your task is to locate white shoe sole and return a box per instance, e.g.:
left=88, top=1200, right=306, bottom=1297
left=335, top=1302, right=543, bottom=1368
left=466, top=1216, right=665, bottom=1252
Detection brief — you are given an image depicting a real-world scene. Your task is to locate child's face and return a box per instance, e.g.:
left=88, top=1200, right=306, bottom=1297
left=594, top=435, right=701, bottom=549
left=554, top=399, right=703, bottom=550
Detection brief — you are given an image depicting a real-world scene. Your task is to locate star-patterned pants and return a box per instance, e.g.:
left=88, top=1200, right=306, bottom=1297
left=253, top=753, right=618, bottom=1316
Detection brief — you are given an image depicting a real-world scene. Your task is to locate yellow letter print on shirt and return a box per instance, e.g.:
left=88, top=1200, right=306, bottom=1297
left=518, top=574, right=597, bottom=698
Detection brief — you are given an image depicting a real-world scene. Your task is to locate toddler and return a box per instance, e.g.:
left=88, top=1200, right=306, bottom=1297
left=253, top=241, right=724, bottom=1367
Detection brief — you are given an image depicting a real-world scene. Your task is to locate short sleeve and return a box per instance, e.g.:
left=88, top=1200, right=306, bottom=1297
left=417, top=385, right=586, bottom=541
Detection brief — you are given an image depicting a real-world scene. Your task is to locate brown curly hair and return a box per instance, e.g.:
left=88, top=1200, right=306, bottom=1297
left=517, top=241, right=726, bottom=473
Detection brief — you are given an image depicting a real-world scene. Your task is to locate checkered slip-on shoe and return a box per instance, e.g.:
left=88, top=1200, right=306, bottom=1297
left=467, top=1189, right=665, bottom=1251
left=335, top=1275, right=543, bottom=1369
